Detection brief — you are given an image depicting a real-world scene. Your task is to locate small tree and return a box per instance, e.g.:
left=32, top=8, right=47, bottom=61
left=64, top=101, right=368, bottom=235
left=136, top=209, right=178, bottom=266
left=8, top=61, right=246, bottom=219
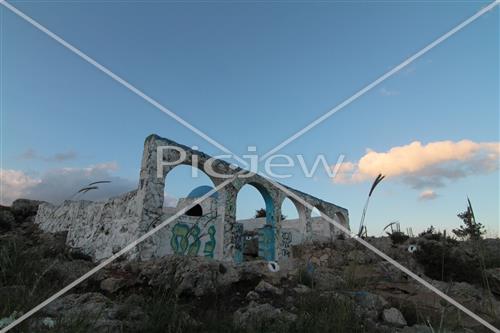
left=452, top=199, right=485, bottom=240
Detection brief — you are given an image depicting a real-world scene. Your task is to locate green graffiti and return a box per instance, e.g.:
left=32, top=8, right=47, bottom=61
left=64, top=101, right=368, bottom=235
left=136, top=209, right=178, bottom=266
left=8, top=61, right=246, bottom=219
left=171, top=223, right=201, bottom=256
left=203, top=225, right=216, bottom=258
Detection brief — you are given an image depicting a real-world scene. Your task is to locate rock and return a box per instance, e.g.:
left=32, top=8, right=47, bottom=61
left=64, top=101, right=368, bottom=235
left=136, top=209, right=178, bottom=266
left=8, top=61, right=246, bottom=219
left=40, top=317, right=56, bottom=329
left=100, top=277, right=125, bottom=294
left=382, top=307, right=407, bottom=327
left=141, top=256, right=250, bottom=297
left=69, top=247, right=93, bottom=261
left=352, top=291, right=388, bottom=313
left=401, top=325, right=432, bottom=333
left=246, top=290, right=260, bottom=301
left=254, top=280, right=283, bottom=295
left=310, top=256, right=321, bottom=266
left=0, top=209, right=15, bottom=230
left=486, top=268, right=500, bottom=296
left=233, top=301, right=296, bottom=329
left=293, top=284, right=311, bottom=294
left=43, top=292, right=113, bottom=318
left=347, top=250, right=372, bottom=264
left=312, top=267, right=345, bottom=291
left=11, top=199, right=43, bottom=222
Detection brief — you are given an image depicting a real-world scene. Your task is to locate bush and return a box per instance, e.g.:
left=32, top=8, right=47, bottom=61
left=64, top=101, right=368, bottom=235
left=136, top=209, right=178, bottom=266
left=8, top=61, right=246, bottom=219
left=414, top=238, right=481, bottom=283
left=389, top=231, right=409, bottom=245
left=418, top=226, right=458, bottom=244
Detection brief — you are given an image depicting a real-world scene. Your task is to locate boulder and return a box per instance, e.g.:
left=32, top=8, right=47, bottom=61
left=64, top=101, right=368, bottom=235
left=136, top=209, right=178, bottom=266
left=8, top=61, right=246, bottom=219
left=233, top=301, right=296, bottom=329
left=254, top=280, right=283, bottom=295
left=352, top=291, right=388, bottom=313
left=100, top=277, right=126, bottom=294
left=11, top=199, right=44, bottom=222
left=40, top=292, right=127, bottom=332
left=0, top=209, right=15, bottom=230
left=293, top=284, right=311, bottom=294
left=382, top=307, right=407, bottom=327
left=42, top=292, right=112, bottom=318
left=246, top=290, right=260, bottom=301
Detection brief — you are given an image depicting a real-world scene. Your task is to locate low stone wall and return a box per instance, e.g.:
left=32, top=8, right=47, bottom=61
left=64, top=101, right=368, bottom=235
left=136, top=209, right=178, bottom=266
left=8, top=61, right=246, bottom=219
left=35, top=190, right=142, bottom=261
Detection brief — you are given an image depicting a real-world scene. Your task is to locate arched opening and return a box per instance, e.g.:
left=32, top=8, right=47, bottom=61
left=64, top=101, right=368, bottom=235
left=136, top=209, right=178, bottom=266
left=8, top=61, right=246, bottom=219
left=281, top=197, right=299, bottom=221
left=333, top=212, right=348, bottom=239
left=185, top=204, right=203, bottom=217
left=279, top=197, right=302, bottom=258
left=161, top=164, right=219, bottom=259
left=163, top=165, right=217, bottom=216
left=310, top=206, right=331, bottom=242
left=236, top=183, right=276, bottom=261
left=311, top=207, right=322, bottom=217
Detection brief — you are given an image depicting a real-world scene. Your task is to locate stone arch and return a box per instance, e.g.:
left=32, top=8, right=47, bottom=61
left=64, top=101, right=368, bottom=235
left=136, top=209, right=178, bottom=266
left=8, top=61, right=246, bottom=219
left=307, top=204, right=349, bottom=241
left=137, top=136, right=232, bottom=224
left=277, top=196, right=308, bottom=259
left=278, top=196, right=309, bottom=233
left=235, top=181, right=277, bottom=262
left=280, top=197, right=299, bottom=220
left=236, top=181, right=276, bottom=224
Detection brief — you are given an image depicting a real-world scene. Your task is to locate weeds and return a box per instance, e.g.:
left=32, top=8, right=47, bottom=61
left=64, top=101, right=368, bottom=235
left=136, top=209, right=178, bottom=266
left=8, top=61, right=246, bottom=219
left=289, top=292, right=365, bottom=333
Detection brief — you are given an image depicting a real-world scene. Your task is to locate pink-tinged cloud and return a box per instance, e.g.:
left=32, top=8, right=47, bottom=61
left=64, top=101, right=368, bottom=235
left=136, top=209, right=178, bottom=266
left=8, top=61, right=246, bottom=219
left=419, top=189, right=438, bottom=201
left=333, top=140, right=500, bottom=189
left=0, top=169, right=42, bottom=205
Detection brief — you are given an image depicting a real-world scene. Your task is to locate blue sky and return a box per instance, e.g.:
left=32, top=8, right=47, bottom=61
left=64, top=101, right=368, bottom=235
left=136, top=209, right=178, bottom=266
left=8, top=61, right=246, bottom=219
left=1, top=0, right=498, bottom=236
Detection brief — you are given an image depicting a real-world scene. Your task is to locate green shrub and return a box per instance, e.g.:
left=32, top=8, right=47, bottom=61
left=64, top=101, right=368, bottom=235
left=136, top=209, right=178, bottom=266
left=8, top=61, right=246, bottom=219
left=415, top=238, right=481, bottom=283
left=389, top=231, right=409, bottom=245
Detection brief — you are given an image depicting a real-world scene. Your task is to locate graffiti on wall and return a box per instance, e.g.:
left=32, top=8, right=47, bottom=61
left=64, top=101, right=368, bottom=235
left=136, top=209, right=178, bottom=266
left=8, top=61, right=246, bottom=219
left=233, top=223, right=244, bottom=263
left=170, top=222, right=216, bottom=257
left=258, top=225, right=275, bottom=261
left=203, top=225, right=216, bottom=258
left=281, top=231, right=292, bottom=258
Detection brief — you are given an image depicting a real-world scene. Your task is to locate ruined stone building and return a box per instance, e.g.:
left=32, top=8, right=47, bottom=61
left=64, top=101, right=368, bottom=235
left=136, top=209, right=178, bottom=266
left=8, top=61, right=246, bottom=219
left=35, top=134, right=349, bottom=263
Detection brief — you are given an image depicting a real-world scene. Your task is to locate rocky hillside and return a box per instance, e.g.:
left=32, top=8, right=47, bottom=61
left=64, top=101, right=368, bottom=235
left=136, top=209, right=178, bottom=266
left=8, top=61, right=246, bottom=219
left=1, top=199, right=499, bottom=332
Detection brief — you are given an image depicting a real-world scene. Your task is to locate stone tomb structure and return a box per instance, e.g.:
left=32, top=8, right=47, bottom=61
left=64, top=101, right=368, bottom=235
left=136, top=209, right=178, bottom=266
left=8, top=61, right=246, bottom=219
left=35, top=134, right=349, bottom=263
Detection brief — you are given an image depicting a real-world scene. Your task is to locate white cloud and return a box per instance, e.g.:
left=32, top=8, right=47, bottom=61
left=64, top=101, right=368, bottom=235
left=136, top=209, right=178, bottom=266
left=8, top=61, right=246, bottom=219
left=333, top=140, right=500, bottom=189
left=0, top=169, right=42, bottom=205
left=419, top=189, right=438, bottom=201
left=0, top=162, right=136, bottom=205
